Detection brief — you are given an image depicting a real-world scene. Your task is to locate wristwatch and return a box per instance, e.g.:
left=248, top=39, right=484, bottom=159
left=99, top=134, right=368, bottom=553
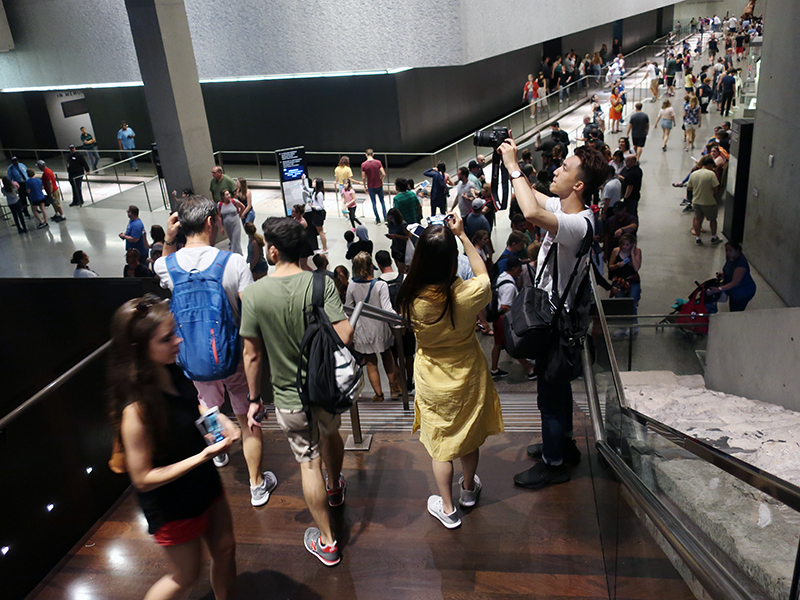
left=247, top=394, right=262, bottom=403
left=509, top=170, right=523, bottom=180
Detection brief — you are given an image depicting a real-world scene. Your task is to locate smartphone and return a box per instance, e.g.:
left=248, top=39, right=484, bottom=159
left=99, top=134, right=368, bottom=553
left=427, top=214, right=454, bottom=226
left=195, top=406, right=225, bottom=444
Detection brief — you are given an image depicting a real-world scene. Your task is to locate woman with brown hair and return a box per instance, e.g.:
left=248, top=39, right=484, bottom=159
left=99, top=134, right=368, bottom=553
left=107, top=295, right=240, bottom=599
left=236, top=177, right=254, bottom=226
left=345, top=251, right=399, bottom=401
left=396, top=213, right=503, bottom=529
left=244, top=222, right=268, bottom=280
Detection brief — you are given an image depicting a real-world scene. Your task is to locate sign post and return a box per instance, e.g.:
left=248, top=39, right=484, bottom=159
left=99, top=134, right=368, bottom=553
left=276, top=146, right=307, bottom=216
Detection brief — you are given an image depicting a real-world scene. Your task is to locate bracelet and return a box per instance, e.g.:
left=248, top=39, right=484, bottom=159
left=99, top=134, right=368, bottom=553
left=164, top=239, right=177, bottom=246
left=247, top=394, right=262, bottom=404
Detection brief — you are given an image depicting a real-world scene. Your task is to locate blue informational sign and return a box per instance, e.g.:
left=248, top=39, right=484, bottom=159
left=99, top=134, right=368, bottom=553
left=276, top=146, right=307, bottom=216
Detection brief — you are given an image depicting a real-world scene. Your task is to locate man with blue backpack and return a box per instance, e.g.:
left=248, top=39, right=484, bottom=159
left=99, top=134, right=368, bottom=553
left=155, top=195, right=277, bottom=507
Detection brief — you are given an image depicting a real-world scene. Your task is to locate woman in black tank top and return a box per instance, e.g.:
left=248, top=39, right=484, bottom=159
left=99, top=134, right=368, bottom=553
left=108, top=295, right=241, bottom=599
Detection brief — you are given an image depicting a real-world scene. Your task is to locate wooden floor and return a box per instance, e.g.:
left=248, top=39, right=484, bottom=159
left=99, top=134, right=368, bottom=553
left=28, top=406, right=695, bottom=600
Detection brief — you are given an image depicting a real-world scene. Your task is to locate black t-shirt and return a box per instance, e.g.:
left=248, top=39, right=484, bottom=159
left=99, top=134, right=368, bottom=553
left=135, top=363, right=223, bottom=534
left=620, top=165, right=643, bottom=202
left=708, top=39, right=719, bottom=52
left=735, top=35, right=745, bottom=47
left=628, top=112, right=650, bottom=138
left=346, top=239, right=373, bottom=260
left=721, top=75, right=736, bottom=92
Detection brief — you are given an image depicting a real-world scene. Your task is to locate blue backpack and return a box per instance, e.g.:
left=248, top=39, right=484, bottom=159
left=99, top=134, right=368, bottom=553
left=165, top=251, right=240, bottom=382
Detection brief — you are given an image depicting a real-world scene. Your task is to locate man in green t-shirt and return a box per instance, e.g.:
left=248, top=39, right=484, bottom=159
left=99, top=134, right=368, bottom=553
left=240, top=216, right=353, bottom=567
left=79, top=126, right=100, bottom=170
left=688, top=156, right=722, bottom=246
left=209, top=166, right=237, bottom=201
left=392, top=177, right=420, bottom=224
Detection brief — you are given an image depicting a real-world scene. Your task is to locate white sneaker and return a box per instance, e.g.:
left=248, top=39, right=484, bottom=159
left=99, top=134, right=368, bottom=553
left=213, top=453, right=229, bottom=468
left=250, top=470, right=278, bottom=507
left=458, top=475, right=482, bottom=508
left=427, top=495, right=461, bottom=529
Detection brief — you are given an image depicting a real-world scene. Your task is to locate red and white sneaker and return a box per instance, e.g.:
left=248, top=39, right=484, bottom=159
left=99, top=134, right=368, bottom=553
left=304, top=527, right=341, bottom=567
left=326, top=474, right=346, bottom=507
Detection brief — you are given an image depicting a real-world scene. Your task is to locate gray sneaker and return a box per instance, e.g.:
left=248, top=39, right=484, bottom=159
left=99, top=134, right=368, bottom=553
left=250, top=470, right=278, bottom=507
left=458, top=475, right=482, bottom=508
left=212, top=453, right=229, bottom=468
left=427, top=495, right=461, bottom=529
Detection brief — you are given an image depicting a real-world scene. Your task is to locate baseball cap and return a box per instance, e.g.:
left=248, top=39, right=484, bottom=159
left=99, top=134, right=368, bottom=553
left=471, top=198, right=485, bottom=211
left=68, top=144, right=75, bottom=149
left=36, top=160, right=46, bottom=167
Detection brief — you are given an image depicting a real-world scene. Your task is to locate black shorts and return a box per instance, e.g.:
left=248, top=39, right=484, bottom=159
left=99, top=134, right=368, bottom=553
left=308, top=209, right=326, bottom=228
left=391, top=248, right=406, bottom=264
left=666, top=75, right=675, bottom=87
left=632, top=137, right=646, bottom=148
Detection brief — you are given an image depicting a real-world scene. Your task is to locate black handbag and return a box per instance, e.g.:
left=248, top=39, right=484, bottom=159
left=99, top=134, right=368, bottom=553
left=504, top=218, right=593, bottom=369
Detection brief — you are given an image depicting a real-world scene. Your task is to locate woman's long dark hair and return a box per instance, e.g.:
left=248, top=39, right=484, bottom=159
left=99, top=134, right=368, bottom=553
left=107, top=294, right=172, bottom=456
left=397, top=224, right=458, bottom=328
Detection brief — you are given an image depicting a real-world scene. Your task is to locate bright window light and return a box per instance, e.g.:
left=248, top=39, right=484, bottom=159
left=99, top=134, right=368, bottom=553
left=85, top=467, right=93, bottom=474
left=1, top=546, right=9, bottom=555
left=46, top=503, right=55, bottom=512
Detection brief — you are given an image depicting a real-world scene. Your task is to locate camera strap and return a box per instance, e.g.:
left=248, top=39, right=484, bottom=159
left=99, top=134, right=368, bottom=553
left=490, top=151, right=510, bottom=211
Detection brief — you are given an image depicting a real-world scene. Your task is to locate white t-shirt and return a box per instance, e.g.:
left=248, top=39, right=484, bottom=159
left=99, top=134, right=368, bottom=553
left=454, top=180, right=479, bottom=217
left=496, top=271, right=518, bottom=309
left=727, top=17, right=737, bottom=29
left=154, top=246, right=254, bottom=320
left=74, top=268, right=98, bottom=278
left=536, top=197, right=593, bottom=311
left=601, top=178, right=622, bottom=208
left=646, top=63, right=658, bottom=82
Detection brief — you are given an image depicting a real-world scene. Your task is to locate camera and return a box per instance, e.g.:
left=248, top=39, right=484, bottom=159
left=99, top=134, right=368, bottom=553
left=473, top=126, right=510, bottom=149
left=427, top=214, right=454, bottom=227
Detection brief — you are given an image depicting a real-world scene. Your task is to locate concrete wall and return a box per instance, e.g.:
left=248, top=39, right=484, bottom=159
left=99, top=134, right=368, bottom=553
left=742, top=0, right=798, bottom=306
left=705, top=308, right=800, bottom=411
left=0, top=0, right=677, bottom=89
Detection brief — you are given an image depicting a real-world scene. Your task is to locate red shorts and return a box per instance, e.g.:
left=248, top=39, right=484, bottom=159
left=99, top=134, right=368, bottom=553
left=153, top=493, right=224, bottom=546
left=493, top=316, right=505, bottom=346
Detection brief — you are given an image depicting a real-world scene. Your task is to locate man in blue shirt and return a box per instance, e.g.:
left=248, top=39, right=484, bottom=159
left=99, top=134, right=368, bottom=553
left=6, top=157, right=31, bottom=217
left=116, top=121, right=138, bottom=171
left=25, top=168, right=48, bottom=229
left=119, top=204, right=147, bottom=257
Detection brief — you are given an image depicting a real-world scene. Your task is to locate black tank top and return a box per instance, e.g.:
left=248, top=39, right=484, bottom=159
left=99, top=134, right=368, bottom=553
left=133, top=363, right=222, bottom=534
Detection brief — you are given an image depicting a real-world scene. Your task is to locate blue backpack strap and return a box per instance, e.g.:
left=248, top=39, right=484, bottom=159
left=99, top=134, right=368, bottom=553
left=166, top=250, right=231, bottom=285
left=206, top=250, right=231, bottom=282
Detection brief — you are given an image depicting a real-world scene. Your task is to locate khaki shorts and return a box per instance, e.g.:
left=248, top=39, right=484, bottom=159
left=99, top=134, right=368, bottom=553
left=50, top=189, right=62, bottom=210
left=694, top=203, right=718, bottom=221
left=274, top=406, right=341, bottom=463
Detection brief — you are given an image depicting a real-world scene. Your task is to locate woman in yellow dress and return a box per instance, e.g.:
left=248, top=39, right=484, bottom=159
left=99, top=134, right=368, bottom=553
left=397, top=212, right=504, bottom=529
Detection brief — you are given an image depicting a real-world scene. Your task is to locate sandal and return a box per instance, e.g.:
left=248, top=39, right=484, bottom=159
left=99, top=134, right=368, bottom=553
left=372, top=393, right=384, bottom=402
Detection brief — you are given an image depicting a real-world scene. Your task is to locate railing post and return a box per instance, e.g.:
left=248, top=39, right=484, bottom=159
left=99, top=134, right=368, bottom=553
left=114, top=165, right=121, bottom=193
left=143, top=180, right=153, bottom=212
left=257, top=153, right=263, bottom=180
left=393, top=326, right=409, bottom=411
left=85, top=176, right=95, bottom=204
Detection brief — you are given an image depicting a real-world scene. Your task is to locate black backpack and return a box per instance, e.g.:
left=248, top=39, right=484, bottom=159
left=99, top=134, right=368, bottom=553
left=296, top=272, right=364, bottom=414
left=383, top=272, right=404, bottom=311
left=486, top=277, right=517, bottom=323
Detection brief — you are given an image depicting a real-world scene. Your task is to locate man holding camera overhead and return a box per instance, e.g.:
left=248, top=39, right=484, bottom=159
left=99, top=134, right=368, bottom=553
left=497, top=135, right=607, bottom=490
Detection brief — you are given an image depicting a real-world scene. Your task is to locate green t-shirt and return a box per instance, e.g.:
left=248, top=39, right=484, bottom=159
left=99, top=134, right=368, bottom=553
left=80, top=132, right=96, bottom=149
left=687, top=168, right=719, bottom=206
left=393, top=190, right=419, bottom=225
left=209, top=174, right=237, bottom=201
left=239, top=271, right=347, bottom=410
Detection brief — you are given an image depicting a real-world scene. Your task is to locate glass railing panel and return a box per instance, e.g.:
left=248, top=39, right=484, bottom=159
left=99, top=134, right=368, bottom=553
left=588, top=280, right=800, bottom=600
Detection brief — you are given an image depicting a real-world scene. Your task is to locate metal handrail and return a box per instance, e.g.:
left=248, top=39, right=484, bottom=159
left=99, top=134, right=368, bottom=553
left=0, top=341, right=111, bottom=431
left=583, top=263, right=800, bottom=599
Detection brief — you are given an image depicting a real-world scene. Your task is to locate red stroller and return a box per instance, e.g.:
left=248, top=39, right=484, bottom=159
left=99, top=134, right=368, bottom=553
left=666, top=278, right=720, bottom=338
